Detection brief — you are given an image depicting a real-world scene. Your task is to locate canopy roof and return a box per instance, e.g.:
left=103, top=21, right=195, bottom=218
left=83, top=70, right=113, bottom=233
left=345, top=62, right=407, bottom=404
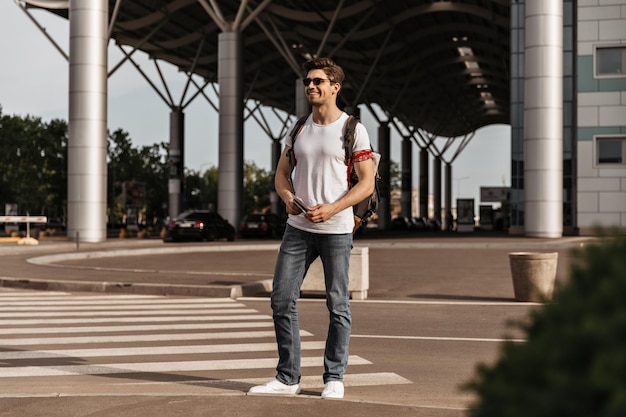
left=33, top=0, right=510, bottom=137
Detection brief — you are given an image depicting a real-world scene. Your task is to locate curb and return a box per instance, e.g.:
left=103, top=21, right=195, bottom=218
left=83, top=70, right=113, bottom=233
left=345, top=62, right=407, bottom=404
left=3, top=243, right=280, bottom=299
left=0, top=276, right=273, bottom=299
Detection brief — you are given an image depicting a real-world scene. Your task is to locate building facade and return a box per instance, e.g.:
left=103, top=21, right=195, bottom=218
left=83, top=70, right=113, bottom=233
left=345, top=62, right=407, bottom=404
left=510, top=0, right=626, bottom=236
left=576, top=0, right=626, bottom=234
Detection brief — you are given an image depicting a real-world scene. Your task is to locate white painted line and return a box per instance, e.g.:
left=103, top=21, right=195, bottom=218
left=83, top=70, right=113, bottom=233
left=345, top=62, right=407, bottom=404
left=0, top=298, right=237, bottom=306
left=350, top=299, right=541, bottom=306
left=239, top=296, right=541, bottom=306
left=351, top=334, right=525, bottom=343
left=0, top=314, right=269, bottom=326
left=42, top=263, right=274, bottom=278
left=0, top=292, right=74, bottom=298
left=239, top=372, right=412, bottom=389
left=0, top=372, right=415, bottom=399
left=0, top=341, right=326, bottom=360
left=0, top=303, right=249, bottom=312
left=0, top=330, right=312, bottom=346
left=0, top=355, right=371, bottom=378
left=0, top=294, right=161, bottom=300
left=0, top=288, right=165, bottom=301
left=0, top=308, right=259, bottom=318
left=1, top=321, right=274, bottom=335
left=26, top=244, right=281, bottom=267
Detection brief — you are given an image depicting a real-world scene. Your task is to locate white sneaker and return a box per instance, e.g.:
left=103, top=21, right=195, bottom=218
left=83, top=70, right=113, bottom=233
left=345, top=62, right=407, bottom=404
left=321, top=380, right=344, bottom=399
left=248, top=378, right=301, bottom=395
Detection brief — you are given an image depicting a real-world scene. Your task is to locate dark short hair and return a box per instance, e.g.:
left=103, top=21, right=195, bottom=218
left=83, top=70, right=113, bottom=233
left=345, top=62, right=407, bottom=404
left=302, top=57, right=345, bottom=84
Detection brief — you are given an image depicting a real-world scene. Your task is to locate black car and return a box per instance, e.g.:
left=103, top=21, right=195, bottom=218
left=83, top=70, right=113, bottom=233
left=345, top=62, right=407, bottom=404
left=391, top=216, right=412, bottom=231
left=239, top=213, right=286, bottom=239
left=164, top=210, right=235, bottom=242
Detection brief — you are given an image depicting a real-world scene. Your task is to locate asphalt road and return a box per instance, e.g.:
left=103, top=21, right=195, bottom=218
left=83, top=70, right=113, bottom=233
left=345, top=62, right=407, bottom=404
left=0, top=233, right=589, bottom=417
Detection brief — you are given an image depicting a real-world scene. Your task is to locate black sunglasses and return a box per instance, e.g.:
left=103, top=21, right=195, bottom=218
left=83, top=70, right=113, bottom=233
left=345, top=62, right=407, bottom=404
left=302, top=77, right=333, bottom=86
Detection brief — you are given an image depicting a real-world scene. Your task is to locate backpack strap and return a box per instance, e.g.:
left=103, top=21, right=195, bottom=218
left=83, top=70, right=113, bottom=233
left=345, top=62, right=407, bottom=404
left=286, top=115, right=308, bottom=192
left=343, top=115, right=359, bottom=164
left=287, top=115, right=308, bottom=165
left=343, top=115, right=360, bottom=185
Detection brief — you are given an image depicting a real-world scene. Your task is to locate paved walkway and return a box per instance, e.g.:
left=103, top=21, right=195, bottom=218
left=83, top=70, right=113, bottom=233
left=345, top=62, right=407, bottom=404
left=0, top=232, right=589, bottom=300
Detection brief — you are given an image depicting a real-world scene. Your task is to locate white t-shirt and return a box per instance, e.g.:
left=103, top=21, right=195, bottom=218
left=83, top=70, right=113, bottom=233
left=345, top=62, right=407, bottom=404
left=284, top=112, right=371, bottom=234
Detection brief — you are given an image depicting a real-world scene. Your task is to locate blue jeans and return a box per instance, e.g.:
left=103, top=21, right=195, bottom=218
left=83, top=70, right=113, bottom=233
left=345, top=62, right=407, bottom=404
left=271, top=224, right=353, bottom=385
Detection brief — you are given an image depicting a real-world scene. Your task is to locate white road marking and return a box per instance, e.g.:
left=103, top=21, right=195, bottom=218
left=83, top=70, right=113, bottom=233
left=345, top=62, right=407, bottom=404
left=0, top=293, right=232, bottom=306
left=1, top=330, right=310, bottom=346
left=0, top=356, right=372, bottom=378
left=0, top=341, right=326, bottom=360
left=0, top=308, right=258, bottom=318
left=0, top=303, right=252, bottom=312
left=0, top=314, right=268, bottom=326
left=351, top=299, right=541, bottom=306
left=240, top=372, right=412, bottom=389
left=0, top=290, right=412, bottom=393
left=1, top=321, right=274, bottom=335
left=351, top=334, right=525, bottom=343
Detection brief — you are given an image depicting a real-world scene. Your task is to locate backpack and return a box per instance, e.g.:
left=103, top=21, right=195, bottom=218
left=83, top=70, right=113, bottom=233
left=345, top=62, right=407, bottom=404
left=287, top=114, right=381, bottom=233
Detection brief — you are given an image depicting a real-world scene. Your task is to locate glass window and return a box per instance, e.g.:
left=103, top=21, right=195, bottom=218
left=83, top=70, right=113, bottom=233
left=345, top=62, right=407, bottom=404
left=595, top=46, right=626, bottom=77
left=596, top=137, right=625, bottom=165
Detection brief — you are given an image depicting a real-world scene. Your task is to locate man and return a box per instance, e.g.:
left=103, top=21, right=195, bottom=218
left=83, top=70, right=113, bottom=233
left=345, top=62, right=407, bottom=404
left=248, top=57, right=375, bottom=399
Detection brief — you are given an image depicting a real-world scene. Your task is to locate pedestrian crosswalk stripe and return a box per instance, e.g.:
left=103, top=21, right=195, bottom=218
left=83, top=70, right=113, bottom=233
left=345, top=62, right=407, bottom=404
left=0, top=355, right=372, bottom=378
left=0, top=290, right=412, bottom=394
left=0, top=303, right=253, bottom=312
left=241, top=372, right=413, bottom=389
left=0, top=308, right=258, bottom=318
left=1, top=330, right=311, bottom=346
left=0, top=341, right=326, bottom=360
left=0, top=291, right=80, bottom=298
left=0, top=297, right=236, bottom=306
left=1, top=321, right=274, bottom=335
left=0, top=314, right=268, bottom=326
left=0, top=293, right=160, bottom=300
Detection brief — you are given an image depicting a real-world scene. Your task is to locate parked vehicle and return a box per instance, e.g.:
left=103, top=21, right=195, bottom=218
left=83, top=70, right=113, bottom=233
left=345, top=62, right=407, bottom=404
left=164, top=210, right=235, bottom=242
left=391, top=216, right=440, bottom=232
left=391, top=216, right=412, bottom=231
left=239, top=213, right=286, bottom=239
left=411, top=217, right=431, bottom=231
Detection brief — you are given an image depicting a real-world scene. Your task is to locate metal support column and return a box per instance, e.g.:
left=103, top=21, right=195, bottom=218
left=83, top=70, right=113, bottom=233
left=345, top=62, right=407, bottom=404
left=378, top=123, right=391, bottom=230
left=419, top=148, right=429, bottom=218
left=401, top=136, right=412, bottom=218
left=524, top=0, right=563, bottom=237
left=445, top=163, right=453, bottom=231
left=67, top=0, right=108, bottom=243
left=168, top=107, right=184, bottom=218
left=433, top=157, right=442, bottom=228
left=217, top=31, right=244, bottom=228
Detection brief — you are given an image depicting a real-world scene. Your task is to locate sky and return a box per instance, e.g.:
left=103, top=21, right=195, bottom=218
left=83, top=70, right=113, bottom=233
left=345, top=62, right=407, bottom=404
left=0, top=1, right=511, bottom=214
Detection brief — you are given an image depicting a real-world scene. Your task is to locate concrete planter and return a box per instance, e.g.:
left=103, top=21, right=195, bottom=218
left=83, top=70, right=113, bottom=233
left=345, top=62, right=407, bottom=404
left=509, top=252, right=558, bottom=302
left=300, top=247, right=369, bottom=300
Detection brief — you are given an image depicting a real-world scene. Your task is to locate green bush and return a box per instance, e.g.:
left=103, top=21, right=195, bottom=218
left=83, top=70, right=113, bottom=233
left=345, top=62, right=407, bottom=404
left=466, top=232, right=626, bottom=417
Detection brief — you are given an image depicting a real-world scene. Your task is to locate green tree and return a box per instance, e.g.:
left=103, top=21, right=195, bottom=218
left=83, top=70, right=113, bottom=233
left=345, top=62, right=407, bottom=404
left=243, top=161, right=272, bottom=214
left=0, top=108, right=68, bottom=218
left=1, top=106, right=294, bottom=228
left=183, top=162, right=271, bottom=216
left=107, top=128, right=169, bottom=226
left=183, top=165, right=218, bottom=211
left=466, top=231, right=626, bottom=417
